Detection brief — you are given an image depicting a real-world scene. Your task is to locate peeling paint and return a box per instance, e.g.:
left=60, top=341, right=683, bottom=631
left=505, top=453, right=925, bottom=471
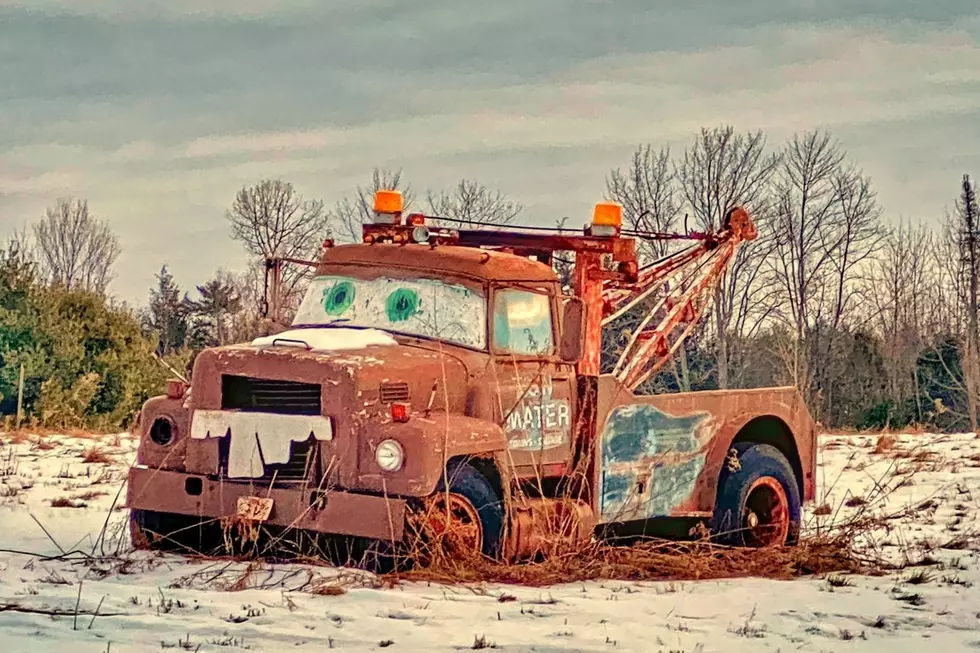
left=190, top=410, right=333, bottom=479
left=598, top=404, right=712, bottom=523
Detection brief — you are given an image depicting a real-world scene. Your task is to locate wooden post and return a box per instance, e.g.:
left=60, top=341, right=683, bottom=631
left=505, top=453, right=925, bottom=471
left=15, top=363, right=24, bottom=430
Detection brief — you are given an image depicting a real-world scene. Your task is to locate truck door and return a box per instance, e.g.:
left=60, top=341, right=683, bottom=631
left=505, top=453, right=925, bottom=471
left=490, top=285, right=575, bottom=477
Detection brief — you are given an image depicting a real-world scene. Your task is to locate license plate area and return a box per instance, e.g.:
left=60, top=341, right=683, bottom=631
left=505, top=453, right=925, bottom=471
left=236, top=496, right=274, bottom=522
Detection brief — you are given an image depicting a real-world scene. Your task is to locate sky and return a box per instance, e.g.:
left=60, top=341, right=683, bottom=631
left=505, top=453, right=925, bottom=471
left=1, top=1, right=979, bottom=306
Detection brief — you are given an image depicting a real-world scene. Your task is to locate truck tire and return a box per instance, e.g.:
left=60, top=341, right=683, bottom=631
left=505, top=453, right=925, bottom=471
left=711, top=442, right=801, bottom=547
left=417, top=459, right=505, bottom=561
left=129, top=509, right=219, bottom=554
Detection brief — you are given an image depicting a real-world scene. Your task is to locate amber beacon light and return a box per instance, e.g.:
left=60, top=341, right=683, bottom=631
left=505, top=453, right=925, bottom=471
left=373, top=189, right=404, bottom=224
left=590, top=200, right=623, bottom=237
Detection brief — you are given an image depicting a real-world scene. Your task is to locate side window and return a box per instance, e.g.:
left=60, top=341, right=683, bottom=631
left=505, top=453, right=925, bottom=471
left=492, top=289, right=554, bottom=355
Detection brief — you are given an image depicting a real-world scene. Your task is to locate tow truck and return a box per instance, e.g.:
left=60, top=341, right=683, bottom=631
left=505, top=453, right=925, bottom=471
left=126, top=189, right=816, bottom=562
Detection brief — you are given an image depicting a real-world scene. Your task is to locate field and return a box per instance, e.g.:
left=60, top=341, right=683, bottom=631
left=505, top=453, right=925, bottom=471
left=0, top=430, right=978, bottom=652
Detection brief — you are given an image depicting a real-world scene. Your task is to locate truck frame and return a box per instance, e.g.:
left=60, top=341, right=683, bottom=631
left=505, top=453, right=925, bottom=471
left=126, top=190, right=816, bottom=564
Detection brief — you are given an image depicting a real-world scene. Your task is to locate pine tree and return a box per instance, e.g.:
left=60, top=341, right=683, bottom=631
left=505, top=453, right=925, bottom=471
left=143, top=265, right=193, bottom=356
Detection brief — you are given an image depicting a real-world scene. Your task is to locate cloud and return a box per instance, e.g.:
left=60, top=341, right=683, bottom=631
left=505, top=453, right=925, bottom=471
left=1, top=2, right=979, bottom=304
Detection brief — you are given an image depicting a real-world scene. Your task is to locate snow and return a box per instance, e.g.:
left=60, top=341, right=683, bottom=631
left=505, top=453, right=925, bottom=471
left=250, top=327, right=397, bottom=352
left=0, top=430, right=978, bottom=652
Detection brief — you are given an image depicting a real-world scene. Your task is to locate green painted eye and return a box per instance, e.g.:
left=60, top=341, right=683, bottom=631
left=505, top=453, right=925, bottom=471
left=322, top=281, right=355, bottom=315
left=386, top=288, right=420, bottom=322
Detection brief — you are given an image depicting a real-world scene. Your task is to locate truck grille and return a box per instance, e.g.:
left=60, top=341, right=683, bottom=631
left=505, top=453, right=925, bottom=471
left=217, top=436, right=319, bottom=483
left=221, top=375, right=322, bottom=415
left=263, top=438, right=318, bottom=482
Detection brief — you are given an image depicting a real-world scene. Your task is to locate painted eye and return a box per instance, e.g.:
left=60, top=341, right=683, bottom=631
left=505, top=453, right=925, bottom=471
left=386, top=288, right=420, bottom=322
left=323, top=281, right=355, bottom=315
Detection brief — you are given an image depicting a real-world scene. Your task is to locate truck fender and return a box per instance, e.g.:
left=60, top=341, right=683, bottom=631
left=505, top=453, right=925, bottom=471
left=134, top=395, right=192, bottom=471
left=358, top=413, right=509, bottom=497
left=691, top=408, right=812, bottom=514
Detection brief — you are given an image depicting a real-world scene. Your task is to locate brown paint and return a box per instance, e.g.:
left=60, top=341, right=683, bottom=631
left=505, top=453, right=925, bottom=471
left=127, top=203, right=816, bottom=557
left=127, top=467, right=405, bottom=541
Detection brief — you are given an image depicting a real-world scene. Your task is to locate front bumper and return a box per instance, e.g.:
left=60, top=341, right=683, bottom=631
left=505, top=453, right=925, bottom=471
left=126, top=466, right=406, bottom=541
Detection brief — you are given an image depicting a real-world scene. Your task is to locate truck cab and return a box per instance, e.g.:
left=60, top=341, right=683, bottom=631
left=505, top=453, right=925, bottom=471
left=126, top=191, right=816, bottom=564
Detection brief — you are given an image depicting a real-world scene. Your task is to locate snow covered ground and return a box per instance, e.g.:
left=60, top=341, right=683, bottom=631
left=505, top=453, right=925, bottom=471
left=0, top=430, right=977, bottom=653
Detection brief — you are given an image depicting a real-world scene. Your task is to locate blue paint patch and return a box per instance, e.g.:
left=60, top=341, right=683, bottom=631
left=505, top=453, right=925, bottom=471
left=598, top=404, right=711, bottom=523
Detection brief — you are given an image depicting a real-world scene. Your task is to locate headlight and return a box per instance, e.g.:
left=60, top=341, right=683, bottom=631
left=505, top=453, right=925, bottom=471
left=375, top=439, right=404, bottom=472
left=149, top=416, right=176, bottom=446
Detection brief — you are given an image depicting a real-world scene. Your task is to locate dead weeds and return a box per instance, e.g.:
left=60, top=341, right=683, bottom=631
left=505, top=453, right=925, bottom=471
left=81, top=447, right=114, bottom=464
left=50, top=497, right=87, bottom=509
left=382, top=532, right=872, bottom=588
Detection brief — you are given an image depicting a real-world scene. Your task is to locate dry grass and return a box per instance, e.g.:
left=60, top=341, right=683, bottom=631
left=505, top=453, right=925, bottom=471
left=72, top=490, right=109, bottom=501
left=873, top=435, right=897, bottom=454
left=385, top=537, right=868, bottom=588
left=81, top=446, right=114, bottom=464
left=820, top=424, right=930, bottom=437
left=50, top=497, right=87, bottom=509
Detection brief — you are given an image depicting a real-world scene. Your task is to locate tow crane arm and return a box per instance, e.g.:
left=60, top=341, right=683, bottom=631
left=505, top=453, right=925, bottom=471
left=361, top=190, right=758, bottom=392
left=601, top=206, right=757, bottom=390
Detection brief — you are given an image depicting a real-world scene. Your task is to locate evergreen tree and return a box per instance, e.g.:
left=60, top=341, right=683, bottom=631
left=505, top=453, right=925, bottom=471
left=143, top=265, right=193, bottom=356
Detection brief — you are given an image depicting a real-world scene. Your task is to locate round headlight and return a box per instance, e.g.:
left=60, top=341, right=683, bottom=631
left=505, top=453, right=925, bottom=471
left=375, top=439, right=404, bottom=472
left=149, top=416, right=176, bottom=446
left=411, top=225, right=430, bottom=243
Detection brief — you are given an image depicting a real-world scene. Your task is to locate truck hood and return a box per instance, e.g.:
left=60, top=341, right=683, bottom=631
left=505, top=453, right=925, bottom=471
left=189, top=326, right=472, bottom=415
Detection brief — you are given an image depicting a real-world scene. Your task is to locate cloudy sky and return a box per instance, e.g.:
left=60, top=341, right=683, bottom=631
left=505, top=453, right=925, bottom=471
left=1, top=1, right=979, bottom=305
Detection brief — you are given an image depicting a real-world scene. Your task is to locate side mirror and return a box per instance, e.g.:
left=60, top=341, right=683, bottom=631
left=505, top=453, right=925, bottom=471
left=559, top=298, right=586, bottom=364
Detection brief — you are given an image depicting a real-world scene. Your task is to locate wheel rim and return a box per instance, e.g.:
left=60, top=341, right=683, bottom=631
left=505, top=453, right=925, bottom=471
left=742, top=477, right=790, bottom=547
left=421, top=492, right=483, bottom=558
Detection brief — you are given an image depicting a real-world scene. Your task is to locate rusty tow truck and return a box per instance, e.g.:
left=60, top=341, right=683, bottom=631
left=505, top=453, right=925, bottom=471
left=126, top=190, right=816, bottom=563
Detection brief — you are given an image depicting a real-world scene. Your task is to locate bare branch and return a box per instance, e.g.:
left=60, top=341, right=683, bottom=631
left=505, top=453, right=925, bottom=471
left=426, top=179, right=522, bottom=228
left=606, top=144, right=682, bottom=262
left=32, top=198, right=121, bottom=295
left=226, top=179, right=327, bottom=314
left=677, top=126, right=781, bottom=388
left=329, top=168, right=415, bottom=242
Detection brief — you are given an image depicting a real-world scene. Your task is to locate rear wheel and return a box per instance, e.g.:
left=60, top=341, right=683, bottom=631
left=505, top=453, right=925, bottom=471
left=711, top=442, right=801, bottom=547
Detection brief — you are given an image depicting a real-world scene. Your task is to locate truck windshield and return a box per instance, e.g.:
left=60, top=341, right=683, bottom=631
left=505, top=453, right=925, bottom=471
left=291, top=274, right=487, bottom=350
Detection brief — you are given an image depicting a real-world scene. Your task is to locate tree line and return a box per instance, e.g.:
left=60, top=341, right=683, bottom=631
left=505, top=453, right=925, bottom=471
left=1, top=124, right=978, bottom=434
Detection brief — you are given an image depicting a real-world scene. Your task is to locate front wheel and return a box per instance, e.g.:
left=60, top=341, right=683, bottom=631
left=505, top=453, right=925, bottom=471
left=129, top=508, right=223, bottom=555
left=711, top=442, right=801, bottom=547
left=407, top=460, right=505, bottom=564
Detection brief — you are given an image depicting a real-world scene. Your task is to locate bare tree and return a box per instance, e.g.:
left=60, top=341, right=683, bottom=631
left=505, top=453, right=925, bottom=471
left=910, top=223, right=974, bottom=430
left=768, top=131, right=885, bottom=419
left=678, top=126, right=781, bottom=389
left=329, top=168, right=415, bottom=242
left=226, top=179, right=327, bottom=321
left=32, top=198, right=121, bottom=295
left=603, top=144, right=692, bottom=389
left=950, top=173, right=980, bottom=430
left=426, top=178, right=521, bottom=228
left=864, top=220, right=932, bottom=425
left=606, top=144, right=682, bottom=263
